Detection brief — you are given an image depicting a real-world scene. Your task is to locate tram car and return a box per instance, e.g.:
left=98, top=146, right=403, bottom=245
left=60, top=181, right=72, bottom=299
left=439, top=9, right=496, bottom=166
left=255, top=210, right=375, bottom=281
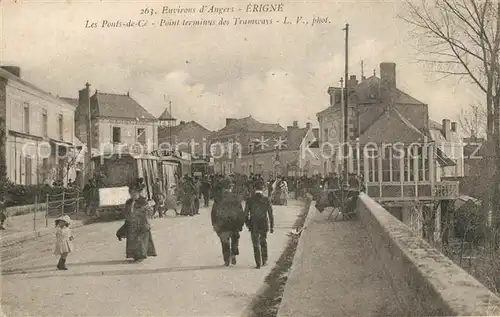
left=91, top=152, right=160, bottom=219
left=192, top=156, right=214, bottom=177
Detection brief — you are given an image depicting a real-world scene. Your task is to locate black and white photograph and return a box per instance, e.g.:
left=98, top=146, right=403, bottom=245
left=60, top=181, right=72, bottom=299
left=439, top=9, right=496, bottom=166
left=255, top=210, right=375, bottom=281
left=1, top=0, right=500, bottom=316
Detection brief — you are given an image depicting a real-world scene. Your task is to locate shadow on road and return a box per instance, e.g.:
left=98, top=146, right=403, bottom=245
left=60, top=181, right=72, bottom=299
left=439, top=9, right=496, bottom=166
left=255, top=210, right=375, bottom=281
left=1, top=259, right=131, bottom=275
left=25, top=264, right=249, bottom=279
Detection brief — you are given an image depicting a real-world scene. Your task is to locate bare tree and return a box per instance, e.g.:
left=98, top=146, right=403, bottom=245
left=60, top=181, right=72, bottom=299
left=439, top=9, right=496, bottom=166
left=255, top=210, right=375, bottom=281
left=402, top=0, right=500, bottom=138
left=402, top=0, right=500, bottom=244
left=460, top=103, right=487, bottom=138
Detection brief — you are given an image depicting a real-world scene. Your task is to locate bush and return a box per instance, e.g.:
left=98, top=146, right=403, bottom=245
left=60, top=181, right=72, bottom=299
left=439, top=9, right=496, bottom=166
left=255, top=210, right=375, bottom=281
left=2, top=183, right=80, bottom=207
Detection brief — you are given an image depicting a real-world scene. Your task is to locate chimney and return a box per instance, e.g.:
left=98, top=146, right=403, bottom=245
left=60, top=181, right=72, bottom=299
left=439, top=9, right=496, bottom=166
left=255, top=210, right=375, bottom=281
left=442, top=119, right=451, bottom=139
left=1, top=66, right=21, bottom=78
left=327, top=87, right=335, bottom=106
left=293, top=121, right=298, bottom=127
left=380, top=62, right=396, bottom=89
left=348, top=75, right=358, bottom=88
left=180, top=120, right=186, bottom=125
left=306, top=122, right=312, bottom=130
left=226, top=118, right=237, bottom=126
left=451, top=122, right=457, bottom=132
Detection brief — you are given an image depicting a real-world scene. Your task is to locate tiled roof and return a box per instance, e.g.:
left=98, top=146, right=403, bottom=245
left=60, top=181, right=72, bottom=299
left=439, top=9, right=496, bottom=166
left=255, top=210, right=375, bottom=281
left=158, top=108, right=175, bottom=120
left=94, top=92, right=156, bottom=120
left=158, top=121, right=211, bottom=141
left=214, top=116, right=285, bottom=136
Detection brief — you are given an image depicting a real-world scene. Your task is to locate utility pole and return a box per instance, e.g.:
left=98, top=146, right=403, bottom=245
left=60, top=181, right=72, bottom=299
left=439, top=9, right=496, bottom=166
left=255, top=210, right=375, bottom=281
left=85, top=82, right=92, bottom=183
left=343, top=23, right=349, bottom=187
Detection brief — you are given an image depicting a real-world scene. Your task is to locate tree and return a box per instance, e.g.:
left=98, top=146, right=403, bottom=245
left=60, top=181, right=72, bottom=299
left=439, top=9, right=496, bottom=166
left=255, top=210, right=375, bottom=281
left=460, top=103, right=487, bottom=138
left=402, top=0, right=500, bottom=138
left=402, top=0, right=500, bottom=245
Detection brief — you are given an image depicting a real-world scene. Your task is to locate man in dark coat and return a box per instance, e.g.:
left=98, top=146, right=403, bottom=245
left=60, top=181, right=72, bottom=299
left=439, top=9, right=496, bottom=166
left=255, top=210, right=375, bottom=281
left=201, top=175, right=211, bottom=207
left=245, top=180, right=274, bottom=269
left=211, top=179, right=245, bottom=266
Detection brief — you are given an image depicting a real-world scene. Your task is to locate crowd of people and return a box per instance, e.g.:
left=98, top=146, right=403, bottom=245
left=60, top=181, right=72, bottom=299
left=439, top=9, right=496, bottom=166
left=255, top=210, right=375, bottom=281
left=55, top=171, right=365, bottom=270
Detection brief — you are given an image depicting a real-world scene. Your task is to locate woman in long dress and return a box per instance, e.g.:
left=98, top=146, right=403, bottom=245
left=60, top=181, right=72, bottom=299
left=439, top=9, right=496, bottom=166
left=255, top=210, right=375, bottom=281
left=117, top=181, right=157, bottom=262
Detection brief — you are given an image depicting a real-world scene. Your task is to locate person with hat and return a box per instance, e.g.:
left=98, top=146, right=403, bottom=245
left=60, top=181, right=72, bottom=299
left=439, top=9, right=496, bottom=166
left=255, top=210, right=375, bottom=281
left=180, top=175, right=197, bottom=216
left=54, top=215, right=74, bottom=270
left=211, top=178, right=246, bottom=266
left=116, top=180, right=157, bottom=262
left=245, top=180, right=274, bottom=269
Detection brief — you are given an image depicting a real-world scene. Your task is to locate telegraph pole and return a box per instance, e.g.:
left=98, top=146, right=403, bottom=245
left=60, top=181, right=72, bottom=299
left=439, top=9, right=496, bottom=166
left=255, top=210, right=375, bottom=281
left=343, top=23, right=349, bottom=187
left=85, top=82, right=92, bottom=182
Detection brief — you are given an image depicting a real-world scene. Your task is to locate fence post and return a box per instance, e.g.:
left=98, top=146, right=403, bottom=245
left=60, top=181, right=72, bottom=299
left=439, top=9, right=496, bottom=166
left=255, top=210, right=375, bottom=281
left=33, top=195, right=37, bottom=232
left=45, top=194, right=49, bottom=227
left=61, top=191, right=65, bottom=216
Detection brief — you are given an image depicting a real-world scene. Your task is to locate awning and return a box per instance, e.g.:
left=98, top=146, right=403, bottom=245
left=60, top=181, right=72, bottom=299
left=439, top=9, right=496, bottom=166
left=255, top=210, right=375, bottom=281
left=436, top=147, right=456, bottom=167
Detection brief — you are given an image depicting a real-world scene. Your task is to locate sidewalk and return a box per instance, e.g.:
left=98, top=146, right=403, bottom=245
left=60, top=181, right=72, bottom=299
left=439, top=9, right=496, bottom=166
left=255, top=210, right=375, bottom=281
left=0, top=211, right=85, bottom=248
left=277, top=204, right=405, bottom=317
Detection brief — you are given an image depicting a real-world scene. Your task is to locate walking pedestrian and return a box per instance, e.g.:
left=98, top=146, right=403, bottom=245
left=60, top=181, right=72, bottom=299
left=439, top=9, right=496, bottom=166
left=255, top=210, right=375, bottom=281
left=201, top=175, right=211, bottom=207
left=116, top=180, right=157, bottom=262
left=54, top=215, right=74, bottom=270
left=152, top=178, right=164, bottom=218
left=211, top=178, right=245, bottom=266
left=245, top=181, right=274, bottom=269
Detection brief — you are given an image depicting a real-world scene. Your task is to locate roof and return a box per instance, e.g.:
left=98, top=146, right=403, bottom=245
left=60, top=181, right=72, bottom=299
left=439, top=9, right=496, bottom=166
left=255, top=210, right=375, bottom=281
left=158, top=121, right=211, bottom=141
left=60, top=97, right=78, bottom=107
left=0, top=68, right=76, bottom=107
left=359, top=107, right=424, bottom=143
left=158, top=108, right=175, bottom=120
left=213, top=116, right=285, bottom=136
left=93, top=92, right=156, bottom=120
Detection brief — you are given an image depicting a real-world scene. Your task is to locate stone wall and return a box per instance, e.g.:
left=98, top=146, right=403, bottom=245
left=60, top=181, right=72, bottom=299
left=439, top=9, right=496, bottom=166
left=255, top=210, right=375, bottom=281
left=358, top=193, right=500, bottom=316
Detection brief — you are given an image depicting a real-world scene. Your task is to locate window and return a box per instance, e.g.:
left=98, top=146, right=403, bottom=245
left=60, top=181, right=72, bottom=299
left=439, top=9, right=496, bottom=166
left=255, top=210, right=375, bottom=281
left=23, top=103, right=30, bottom=133
left=57, top=114, right=63, bottom=140
left=25, top=157, right=32, bottom=185
left=42, top=110, right=48, bottom=137
left=405, top=147, right=416, bottom=182
left=137, top=128, right=146, bottom=145
left=248, top=143, right=255, bottom=153
left=335, top=92, right=341, bottom=104
left=324, top=128, right=329, bottom=142
left=417, top=147, right=429, bottom=181
left=112, top=127, right=121, bottom=143
left=382, top=147, right=391, bottom=182
left=366, top=148, right=379, bottom=182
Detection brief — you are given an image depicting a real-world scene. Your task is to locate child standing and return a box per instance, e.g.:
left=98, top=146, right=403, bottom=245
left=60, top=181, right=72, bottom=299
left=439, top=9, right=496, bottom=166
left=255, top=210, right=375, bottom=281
left=54, top=215, right=74, bottom=270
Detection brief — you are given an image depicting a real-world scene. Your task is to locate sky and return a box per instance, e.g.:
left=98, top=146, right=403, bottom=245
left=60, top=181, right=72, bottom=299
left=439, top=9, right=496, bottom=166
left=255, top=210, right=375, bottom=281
left=0, top=0, right=483, bottom=131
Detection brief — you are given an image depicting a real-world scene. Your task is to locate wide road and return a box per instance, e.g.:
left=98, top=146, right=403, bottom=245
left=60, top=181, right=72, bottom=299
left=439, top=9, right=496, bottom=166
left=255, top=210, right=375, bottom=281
left=1, top=199, right=304, bottom=317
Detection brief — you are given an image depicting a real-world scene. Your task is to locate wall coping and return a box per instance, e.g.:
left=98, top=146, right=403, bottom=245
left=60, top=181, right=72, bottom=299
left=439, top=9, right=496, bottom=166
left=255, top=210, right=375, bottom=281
left=359, top=193, right=500, bottom=316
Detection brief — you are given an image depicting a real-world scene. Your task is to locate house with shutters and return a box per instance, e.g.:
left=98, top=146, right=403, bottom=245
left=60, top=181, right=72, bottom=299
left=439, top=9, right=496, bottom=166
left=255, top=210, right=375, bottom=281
left=0, top=66, right=80, bottom=186
left=316, top=62, right=463, bottom=241
left=68, top=84, right=158, bottom=159
left=210, top=116, right=285, bottom=175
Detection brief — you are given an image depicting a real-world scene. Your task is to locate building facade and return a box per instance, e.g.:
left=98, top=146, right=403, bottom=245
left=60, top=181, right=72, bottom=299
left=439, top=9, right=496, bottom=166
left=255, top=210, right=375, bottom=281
left=70, top=86, right=158, bottom=158
left=210, top=116, right=285, bottom=175
left=1, top=66, right=78, bottom=186
left=238, top=121, right=309, bottom=178
left=316, top=62, right=462, bottom=241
